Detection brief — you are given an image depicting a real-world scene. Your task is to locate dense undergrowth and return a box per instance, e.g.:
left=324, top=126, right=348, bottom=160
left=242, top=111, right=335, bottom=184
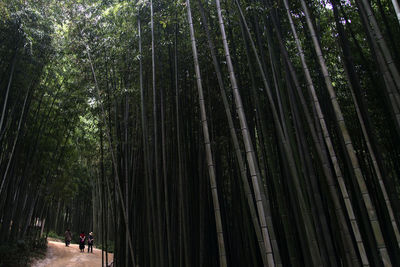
left=0, top=236, right=47, bottom=267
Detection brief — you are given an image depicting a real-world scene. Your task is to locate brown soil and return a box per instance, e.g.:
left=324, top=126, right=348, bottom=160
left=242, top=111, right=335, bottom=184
left=32, top=240, right=113, bottom=267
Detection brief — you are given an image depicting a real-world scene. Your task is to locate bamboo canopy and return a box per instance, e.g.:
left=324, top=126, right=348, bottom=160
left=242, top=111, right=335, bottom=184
left=0, top=0, right=400, bottom=266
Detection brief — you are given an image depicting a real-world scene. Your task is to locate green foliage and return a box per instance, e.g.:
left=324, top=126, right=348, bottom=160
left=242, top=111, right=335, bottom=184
left=0, top=244, right=30, bottom=267
left=96, top=240, right=115, bottom=253
left=1, top=0, right=400, bottom=265
left=0, top=238, right=47, bottom=267
left=47, top=231, right=64, bottom=241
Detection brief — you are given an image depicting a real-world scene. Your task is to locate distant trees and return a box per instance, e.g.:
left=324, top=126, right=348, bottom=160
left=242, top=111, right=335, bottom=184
left=0, top=1, right=95, bottom=249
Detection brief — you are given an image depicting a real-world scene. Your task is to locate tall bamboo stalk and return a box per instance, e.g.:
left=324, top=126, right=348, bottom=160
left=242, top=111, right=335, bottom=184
left=197, top=1, right=268, bottom=266
left=0, top=80, right=31, bottom=196
left=234, top=1, right=326, bottom=265
left=390, top=0, right=400, bottom=25
left=150, top=1, right=164, bottom=265
left=355, top=1, right=400, bottom=136
left=85, top=44, right=136, bottom=267
left=186, top=1, right=227, bottom=266
left=281, top=0, right=367, bottom=264
left=237, top=11, right=283, bottom=266
left=357, top=0, right=400, bottom=96
left=332, top=0, right=400, bottom=252
left=300, top=1, right=392, bottom=265
left=213, top=0, right=277, bottom=265
left=0, top=54, right=16, bottom=141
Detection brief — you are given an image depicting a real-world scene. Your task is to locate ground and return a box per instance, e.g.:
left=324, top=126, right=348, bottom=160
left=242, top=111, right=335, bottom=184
left=31, top=240, right=113, bottom=267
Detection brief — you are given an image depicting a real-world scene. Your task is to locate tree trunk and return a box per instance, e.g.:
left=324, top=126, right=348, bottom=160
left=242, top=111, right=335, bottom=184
left=300, top=1, right=392, bottom=265
left=186, top=1, right=227, bottom=266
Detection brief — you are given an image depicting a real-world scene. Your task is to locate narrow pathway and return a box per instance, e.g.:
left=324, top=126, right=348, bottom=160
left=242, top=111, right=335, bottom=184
left=32, top=240, right=113, bottom=267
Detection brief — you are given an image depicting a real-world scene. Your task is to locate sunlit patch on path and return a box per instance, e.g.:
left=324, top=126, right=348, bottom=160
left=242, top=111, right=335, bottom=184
left=32, top=240, right=113, bottom=267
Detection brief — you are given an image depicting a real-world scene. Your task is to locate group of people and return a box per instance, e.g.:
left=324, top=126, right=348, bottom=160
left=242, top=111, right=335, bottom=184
left=64, top=229, right=94, bottom=253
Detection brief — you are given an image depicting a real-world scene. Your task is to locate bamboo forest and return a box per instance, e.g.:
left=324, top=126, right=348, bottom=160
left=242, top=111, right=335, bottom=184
left=1, top=0, right=400, bottom=266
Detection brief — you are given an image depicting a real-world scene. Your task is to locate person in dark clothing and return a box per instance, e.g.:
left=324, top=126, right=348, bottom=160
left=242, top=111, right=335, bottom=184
left=79, top=231, right=86, bottom=252
left=64, top=229, right=72, bottom=247
left=87, top=232, right=94, bottom=253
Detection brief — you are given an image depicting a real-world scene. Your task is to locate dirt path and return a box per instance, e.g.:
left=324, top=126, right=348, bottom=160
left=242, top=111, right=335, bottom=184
left=32, top=240, right=113, bottom=267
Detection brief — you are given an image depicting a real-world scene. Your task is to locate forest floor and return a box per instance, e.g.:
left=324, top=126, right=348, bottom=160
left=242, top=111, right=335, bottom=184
left=31, top=240, right=113, bottom=267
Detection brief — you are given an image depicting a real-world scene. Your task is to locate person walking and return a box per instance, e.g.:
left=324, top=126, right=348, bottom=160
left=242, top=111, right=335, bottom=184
left=64, top=229, right=72, bottom=247
left=87, top=232, right=94, bottom=253
left=79, top=231, right=86, bottom=252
